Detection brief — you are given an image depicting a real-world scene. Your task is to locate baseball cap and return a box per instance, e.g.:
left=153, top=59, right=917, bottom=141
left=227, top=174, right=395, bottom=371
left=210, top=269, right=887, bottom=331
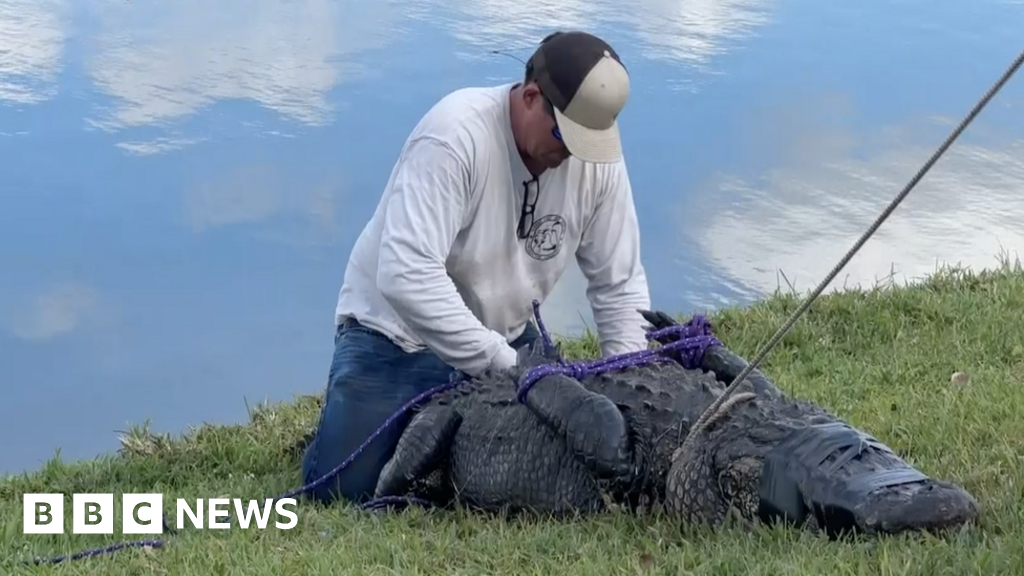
left=526, top=30, right=630, bottom=163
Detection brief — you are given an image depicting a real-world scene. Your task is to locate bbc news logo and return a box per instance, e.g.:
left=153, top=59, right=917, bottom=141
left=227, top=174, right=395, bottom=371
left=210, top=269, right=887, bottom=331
left=22, top=493, right=298, bottom=534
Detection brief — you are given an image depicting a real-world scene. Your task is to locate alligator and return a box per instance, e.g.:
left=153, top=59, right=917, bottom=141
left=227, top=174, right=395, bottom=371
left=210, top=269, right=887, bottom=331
left=354, top=310, right=979, bottom=537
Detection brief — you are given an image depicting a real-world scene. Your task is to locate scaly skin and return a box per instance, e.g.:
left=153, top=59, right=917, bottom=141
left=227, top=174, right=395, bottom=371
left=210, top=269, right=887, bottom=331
left=331, top=310, right=981, bottom=537
left=641, top=309, right=980, bottom=537
left=372, top=340, right=658, bottom=516
left=661, top=384, right=981, bottom=536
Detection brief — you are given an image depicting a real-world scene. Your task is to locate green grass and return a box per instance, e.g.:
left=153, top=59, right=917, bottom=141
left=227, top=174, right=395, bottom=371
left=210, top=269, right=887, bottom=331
left=4, top=259, right=1024, bottom=575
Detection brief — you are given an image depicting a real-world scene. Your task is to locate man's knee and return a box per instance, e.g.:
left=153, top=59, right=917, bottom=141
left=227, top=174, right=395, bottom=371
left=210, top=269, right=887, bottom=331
left=301, top=326, right=393, bottom=503
left=301, top=436, right=384, bottom=504
left=299, top=320, right=455, bottom=505
left=301, top=410, right=404, bottom=505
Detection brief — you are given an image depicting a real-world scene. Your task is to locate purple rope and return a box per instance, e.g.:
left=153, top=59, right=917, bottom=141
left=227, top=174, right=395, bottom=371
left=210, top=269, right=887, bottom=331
left=359, top=495, right=435, bottom=511
left=532, top=299, right=558, bottom=358
left=516, top=302, right=720, bottom=403
left=276, top=374, right=463, bottom=501
left=25, top=539, right=165, bottom=565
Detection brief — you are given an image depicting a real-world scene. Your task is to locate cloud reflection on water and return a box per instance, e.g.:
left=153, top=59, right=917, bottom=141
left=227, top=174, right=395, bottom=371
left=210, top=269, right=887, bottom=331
left=612, top=0, right=772, bottom=69
left=412, top=0, right=773, bottom=89
left=181, top=163, right=345, bottom=247
left=1, top=282, right=103, bottom=342
left=76, top=0, right=775, bottom=154
left=691, top=113, right=1024, bottom=299
left=0, top=0, right=67, bottom=105
left=83, top=0, right=399, bottom=153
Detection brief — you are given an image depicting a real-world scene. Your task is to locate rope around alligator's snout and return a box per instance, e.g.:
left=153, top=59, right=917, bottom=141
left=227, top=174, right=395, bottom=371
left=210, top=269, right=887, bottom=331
left=674, top=45, right=1024, bottom=460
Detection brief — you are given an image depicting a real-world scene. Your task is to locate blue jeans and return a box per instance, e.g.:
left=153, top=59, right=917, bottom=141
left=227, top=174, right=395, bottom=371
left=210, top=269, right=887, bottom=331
left=301, top=317, right=541, bottom=504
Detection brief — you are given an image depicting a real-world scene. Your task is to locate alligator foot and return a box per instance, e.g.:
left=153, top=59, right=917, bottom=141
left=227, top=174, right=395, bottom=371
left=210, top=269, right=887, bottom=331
left=374, top=404, right=462, bottom=499
left=638, top=308, right=781, bottom=399
left=520, top=372, right=635, bottom=482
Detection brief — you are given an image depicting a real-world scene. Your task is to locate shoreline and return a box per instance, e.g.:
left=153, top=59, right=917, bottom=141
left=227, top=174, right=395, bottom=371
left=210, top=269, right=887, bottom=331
left=3, top=258, right=1023, bottom=573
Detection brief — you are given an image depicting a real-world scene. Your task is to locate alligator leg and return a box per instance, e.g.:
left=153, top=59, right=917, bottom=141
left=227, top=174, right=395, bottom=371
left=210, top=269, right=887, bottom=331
left=520, top=373, right=635, bottom=482
left=374, top=404, right=462, bottom=499
left=638, top=308, right=781, bottom=399
left=664, top=392, right=757, bottom=527
left=665, top=438, right=729, bottom=527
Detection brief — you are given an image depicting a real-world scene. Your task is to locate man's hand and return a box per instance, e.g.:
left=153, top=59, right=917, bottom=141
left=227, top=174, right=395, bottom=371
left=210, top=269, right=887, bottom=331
left=488, top=343, right=519, bottom=373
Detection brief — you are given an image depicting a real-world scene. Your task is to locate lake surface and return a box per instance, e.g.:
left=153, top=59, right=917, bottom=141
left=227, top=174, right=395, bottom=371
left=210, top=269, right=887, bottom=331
left=2, top=0, right=1022, bottom=476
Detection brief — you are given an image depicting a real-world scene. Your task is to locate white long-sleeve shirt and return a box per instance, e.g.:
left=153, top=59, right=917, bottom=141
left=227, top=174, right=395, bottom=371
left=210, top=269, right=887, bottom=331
left=335, top=83, right=651, bottom=376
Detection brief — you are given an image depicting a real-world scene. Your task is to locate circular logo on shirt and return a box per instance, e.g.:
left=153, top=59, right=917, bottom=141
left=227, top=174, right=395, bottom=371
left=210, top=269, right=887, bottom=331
left=525, top=214, right=567, bottom=261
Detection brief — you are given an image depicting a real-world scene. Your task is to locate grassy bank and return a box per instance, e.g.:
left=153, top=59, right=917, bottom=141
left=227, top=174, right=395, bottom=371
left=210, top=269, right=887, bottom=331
left=3, top=261, right=1024, bottom=575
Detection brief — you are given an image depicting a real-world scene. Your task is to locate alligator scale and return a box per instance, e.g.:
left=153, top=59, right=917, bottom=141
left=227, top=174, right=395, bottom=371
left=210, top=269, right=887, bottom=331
left=363, top=309, right=978, bottom=537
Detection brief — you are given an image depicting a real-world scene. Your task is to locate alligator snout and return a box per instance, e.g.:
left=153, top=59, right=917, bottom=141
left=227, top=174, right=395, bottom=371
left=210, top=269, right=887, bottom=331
left=854, top=478, right=980, bottom=535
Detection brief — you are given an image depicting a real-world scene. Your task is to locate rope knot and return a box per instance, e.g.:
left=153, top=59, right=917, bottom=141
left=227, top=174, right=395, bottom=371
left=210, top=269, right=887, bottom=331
left=516, top=307, right=721, bottom=403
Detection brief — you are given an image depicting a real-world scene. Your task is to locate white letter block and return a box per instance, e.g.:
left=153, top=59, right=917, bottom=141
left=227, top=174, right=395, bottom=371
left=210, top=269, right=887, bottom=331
left=122, top=494, right=164, bottom=534
left=23, top=494, right=64, bottom=534
left=73, top=493, right=114, bottom=534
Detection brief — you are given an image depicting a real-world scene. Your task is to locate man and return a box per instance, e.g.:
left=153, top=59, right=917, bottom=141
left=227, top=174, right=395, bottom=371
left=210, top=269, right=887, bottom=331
left=301, top=30, right=652, bottom=505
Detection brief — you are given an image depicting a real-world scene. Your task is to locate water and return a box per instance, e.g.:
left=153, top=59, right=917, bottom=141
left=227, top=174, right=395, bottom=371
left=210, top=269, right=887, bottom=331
left=1, top=0, right=1022, bottom=477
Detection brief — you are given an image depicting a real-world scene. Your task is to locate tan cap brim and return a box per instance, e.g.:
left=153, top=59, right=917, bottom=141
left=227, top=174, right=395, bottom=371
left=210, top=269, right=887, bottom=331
left=553, top=106, right=623, bottom=164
